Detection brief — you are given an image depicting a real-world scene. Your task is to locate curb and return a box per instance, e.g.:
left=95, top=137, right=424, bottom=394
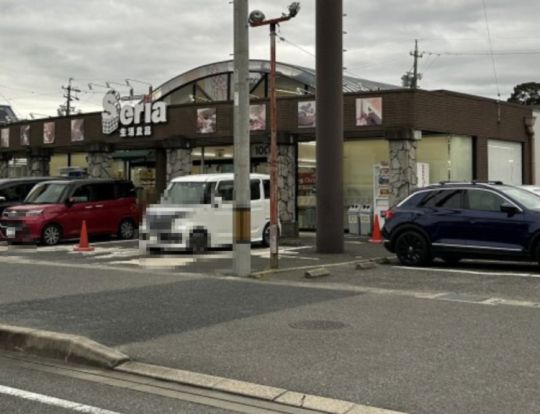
left=0, top=324, right=129, bottom=369
left=116, top=361, right=406, bottom=414
left=250, top=256, right=395, bottom=279
left=0, top=324, right=406, bottom=414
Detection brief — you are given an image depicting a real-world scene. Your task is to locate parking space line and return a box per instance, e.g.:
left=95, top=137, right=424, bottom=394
left=394, top=266, right=540, bottom=279
left=0, top=384, right=123, bottom=414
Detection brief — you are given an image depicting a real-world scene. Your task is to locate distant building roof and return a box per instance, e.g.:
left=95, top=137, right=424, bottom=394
left=153, top=59, right=399, bottom=101
left=0, top=105, right=17, bottom=125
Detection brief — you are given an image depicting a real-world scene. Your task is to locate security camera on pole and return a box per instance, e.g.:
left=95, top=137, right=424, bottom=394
left=249, top=2, right=301, bottom=269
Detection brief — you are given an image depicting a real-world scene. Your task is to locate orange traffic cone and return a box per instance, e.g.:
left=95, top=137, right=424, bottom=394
left=74, top=220, right=94, bottom=252
left=369, top=214, right=383, bottom=244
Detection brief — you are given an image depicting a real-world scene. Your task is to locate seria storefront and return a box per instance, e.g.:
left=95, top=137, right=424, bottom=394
left=0, top=60, right=535, bottom=236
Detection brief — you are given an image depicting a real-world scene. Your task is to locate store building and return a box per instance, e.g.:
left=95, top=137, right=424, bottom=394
left=0, top=60, right=535, bottom=235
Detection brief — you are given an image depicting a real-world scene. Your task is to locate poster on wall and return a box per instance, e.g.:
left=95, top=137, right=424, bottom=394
left=71, top=119, right=85, bottom=142
left=356, top=97, right=383, bottom=126
left=197, top=108, right=216, bottom=134
left=0, top=128, right=9, bottom=148
left=249, top=104, right=266, bottom=131
left=298, top=101, right=316, bottom=128
left=43, top=122, right=55, bottom=144
left=20, top=125, right=30, bottom=146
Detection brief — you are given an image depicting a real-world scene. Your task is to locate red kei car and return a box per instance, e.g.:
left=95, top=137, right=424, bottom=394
left=0, top=179, right=140, bottom=245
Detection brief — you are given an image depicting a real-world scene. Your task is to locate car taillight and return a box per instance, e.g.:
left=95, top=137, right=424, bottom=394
left=384, top=209, right=394, bottom=220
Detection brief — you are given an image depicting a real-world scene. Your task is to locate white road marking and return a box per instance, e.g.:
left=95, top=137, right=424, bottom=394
left=0, top=384, right=123, bottom=414
left=394, top=265, right=540, bottom=279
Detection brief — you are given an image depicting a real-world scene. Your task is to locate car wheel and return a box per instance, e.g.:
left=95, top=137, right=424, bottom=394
left=190, top=231, right=208, bottom=254
left=118, top=219, right=135, bottom=240
left=394, top=230, right=431, bottom=266
left=262, top=224, right=270, bottom=247
left=147, top=247, right=162, bottom=255
left=41, top=224, right=62, bottom=246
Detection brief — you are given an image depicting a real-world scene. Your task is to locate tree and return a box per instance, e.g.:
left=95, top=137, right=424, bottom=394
left=507, top=82, right=540, bottom=105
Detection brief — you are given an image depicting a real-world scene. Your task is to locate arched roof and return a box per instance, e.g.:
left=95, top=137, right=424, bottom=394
left=152, top=59, right=399, bottom=101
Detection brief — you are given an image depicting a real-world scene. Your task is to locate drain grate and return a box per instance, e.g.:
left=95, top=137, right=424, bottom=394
left=288, top=320, right=348, bottom=331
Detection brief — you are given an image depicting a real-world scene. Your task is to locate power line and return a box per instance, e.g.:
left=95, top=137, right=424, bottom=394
left=481, top=0, right=501, bottom=99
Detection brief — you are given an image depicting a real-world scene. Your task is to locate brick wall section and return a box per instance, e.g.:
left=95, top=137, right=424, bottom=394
left=1, top=90, right=533, bottom=183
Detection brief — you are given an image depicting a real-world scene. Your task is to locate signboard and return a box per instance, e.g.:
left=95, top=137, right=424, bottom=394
left=373, top=162, right=390, bottom=227
left=356, top=97, right=383, bottom=126
left=298, top=101, right=316, bottom=128
left=71, top=119, right=85, bottom=142
left=43, top=122, right=55, bottom=144
left=102, top=90, right=167, bottom=137
left=20, top=125, right=30, bottom=146
left=196, top=108, right=216, bottom=134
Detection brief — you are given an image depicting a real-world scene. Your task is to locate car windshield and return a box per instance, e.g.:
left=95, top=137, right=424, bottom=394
left=25, top=183, right=68, bottom=204
left=161, top=182, right=212, bottom=205
left=498, top=186, right=540, bottom=210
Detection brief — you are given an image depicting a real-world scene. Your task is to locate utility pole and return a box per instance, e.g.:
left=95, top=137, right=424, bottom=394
left=410, top=39, right=424, bottom=89
left=233, top=0, right=251, bottom=276
left=61, top=77, right=81, bottom=116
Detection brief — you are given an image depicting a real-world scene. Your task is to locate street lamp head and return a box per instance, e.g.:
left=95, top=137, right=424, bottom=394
left=288, top=2, right=300, bottom=18
left=248, top=10, right=266, bottom=25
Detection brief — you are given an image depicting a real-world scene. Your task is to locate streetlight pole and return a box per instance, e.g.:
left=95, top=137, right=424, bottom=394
left=249, top=2, right=300, bottom=269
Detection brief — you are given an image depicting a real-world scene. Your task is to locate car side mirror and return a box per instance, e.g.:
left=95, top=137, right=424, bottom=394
left=213, top=196, right=223, bottom=208
left=500, top=202, right=519, bottom=216
left=65, top=197, right=75, bottom=207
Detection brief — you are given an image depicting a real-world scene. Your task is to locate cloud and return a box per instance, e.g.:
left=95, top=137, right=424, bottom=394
left=0, top=0, right=538, bottom=117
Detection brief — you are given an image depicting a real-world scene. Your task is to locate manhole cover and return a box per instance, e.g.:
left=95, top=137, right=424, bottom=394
left=288, top=320, right=348, bottom=331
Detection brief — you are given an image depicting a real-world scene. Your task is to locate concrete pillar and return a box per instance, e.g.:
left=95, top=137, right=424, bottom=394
left=276, top=145, right=297, bottom=237
left=166, top=148, right=192, bottom=181
left=155, top=148, right=167, bottom=195
left=86, top=152, right=113, bottom=178
left=386, top=129, right=421, bottom=207
left=0, top=153, right=11, bottom=178
left=316, top=0, right=344, bottom=253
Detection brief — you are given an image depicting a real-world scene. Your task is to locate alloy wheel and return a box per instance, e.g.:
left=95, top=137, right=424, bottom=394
left=395, top=231, right=429, bottom=266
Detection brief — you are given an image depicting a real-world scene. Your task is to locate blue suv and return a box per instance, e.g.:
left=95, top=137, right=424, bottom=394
left=382, top=181, right=540, bottom=266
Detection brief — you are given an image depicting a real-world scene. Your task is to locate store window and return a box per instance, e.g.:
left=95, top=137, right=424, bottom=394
left=488, top=139, right=522, bottom=185
left=417, top=135, right=473, bottom=183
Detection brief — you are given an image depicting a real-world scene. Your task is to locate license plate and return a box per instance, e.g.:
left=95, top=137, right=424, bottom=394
left=6, top=228, right=15, bottom=238
left=150, top=235, right=158, bottom=243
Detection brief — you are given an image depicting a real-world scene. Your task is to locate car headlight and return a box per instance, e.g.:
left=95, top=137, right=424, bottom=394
left=26, top=209, right=43, bottom=217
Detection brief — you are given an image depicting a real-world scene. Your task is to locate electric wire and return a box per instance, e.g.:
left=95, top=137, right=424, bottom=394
left=481, top=0, right=501, bottom=99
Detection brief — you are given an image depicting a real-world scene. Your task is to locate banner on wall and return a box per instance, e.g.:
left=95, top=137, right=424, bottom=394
left=249, top=104, right=266, bottom=131
left=20, top=125, right=30, bottom=146
left=43, top=122, right=55, bottom=144
left=0, top=128, right=8, bottom=148
left=298, top=101, right=316, bottom=128
left=197, top=108, right=216, bottom=134
left=356, top=97, right=383, bottom=126
left=71, top=119, right=85, bottom=142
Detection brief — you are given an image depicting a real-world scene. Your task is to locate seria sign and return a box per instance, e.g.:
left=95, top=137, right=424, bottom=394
left=102, top=90, right=167, bottom=137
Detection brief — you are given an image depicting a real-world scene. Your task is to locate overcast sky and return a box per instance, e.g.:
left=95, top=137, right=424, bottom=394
left=0, top=0, right=538, bottom=119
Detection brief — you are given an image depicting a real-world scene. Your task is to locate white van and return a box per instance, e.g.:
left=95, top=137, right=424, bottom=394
left=139, top=173, right=271, bottom=253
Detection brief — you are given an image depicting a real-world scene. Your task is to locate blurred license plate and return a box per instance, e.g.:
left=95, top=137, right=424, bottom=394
left=150, top=235, right=157, bottom=243
left=6, top=228, right=15, bottom=238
